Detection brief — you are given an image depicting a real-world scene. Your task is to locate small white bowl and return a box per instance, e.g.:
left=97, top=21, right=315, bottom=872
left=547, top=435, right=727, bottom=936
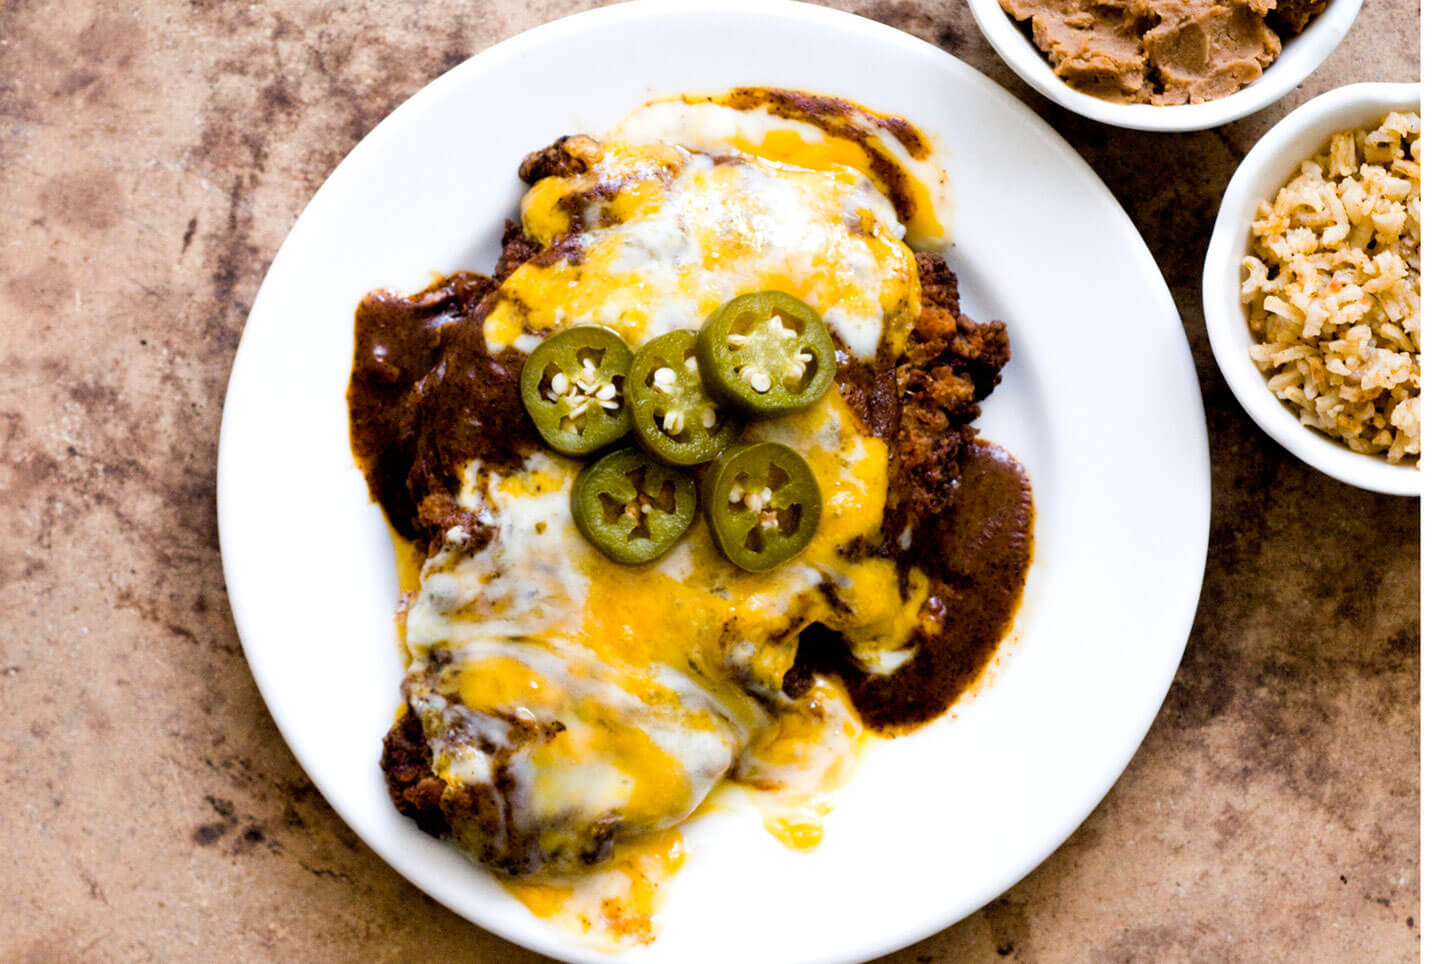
left=967, top=0, right=1362, bottom=131
left=1202, top=82, right=1421, bottom=496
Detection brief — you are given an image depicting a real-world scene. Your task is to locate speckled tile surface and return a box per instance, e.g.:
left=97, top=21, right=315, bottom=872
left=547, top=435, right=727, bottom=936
left=0, top=0, right=1419, bottom=961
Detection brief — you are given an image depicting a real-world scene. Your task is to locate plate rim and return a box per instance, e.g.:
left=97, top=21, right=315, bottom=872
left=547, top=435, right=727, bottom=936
left=217, top=2, right=1212, bottom=961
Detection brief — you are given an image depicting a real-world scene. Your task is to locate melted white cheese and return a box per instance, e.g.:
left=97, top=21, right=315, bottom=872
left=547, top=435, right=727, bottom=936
left=399, top=135, right=936, bottom=939
left=482, top=142, right=919, bottom=363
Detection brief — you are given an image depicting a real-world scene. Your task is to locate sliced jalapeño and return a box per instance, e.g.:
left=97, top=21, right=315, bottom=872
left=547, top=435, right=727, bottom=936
left=696, top=292, right=837, bottom=417
left=700, top=441, right=821, bottom=572
left=520, top=326, right=633, bottom=456
left=625, top=330, right=741, bottom=466
left=571, top=447, right=697, bottom=564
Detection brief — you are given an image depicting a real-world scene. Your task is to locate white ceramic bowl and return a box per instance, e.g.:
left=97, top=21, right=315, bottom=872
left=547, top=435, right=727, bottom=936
left=1203, top=82, right=1420, bottom=495
left=967, top=0, right=1362, bottom=131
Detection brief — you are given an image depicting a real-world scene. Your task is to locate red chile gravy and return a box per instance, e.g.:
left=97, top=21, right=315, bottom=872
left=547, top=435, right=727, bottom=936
left=785, top=441, right=1033, bottom=732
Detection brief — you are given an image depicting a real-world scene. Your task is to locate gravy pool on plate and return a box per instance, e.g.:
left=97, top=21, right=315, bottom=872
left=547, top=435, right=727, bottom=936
left=347, top=89, right=1033, bottom=947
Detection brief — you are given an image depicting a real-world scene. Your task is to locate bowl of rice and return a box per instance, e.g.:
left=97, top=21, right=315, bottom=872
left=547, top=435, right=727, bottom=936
left=1203, top=82, right=1420, bottom=495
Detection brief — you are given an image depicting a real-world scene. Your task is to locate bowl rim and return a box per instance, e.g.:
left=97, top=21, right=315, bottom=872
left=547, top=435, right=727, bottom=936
left=1201, top=81, right=1421, bottom=496
left=965, top=0, right=1364, bottom=131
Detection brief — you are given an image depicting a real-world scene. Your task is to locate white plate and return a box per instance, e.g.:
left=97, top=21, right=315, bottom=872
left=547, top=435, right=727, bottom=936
left=217, top=3, right=1210, bottom=962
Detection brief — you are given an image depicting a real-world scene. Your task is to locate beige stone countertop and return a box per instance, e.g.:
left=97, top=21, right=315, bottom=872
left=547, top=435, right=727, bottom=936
left=0, top=0, right=1419, bottom=960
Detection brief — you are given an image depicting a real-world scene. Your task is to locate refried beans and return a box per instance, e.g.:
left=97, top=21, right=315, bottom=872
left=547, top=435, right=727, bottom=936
left=999, top=0, right=1330, bottom=105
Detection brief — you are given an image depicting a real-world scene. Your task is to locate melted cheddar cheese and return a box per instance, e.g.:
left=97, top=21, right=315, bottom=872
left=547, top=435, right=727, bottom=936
left=406, top=388, right=916, bottom=813
left=399, top=131, right=936, bottom=948
left=615, top=95, right=950, bottom=245
left=483, top=140, right=920, bottom=363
